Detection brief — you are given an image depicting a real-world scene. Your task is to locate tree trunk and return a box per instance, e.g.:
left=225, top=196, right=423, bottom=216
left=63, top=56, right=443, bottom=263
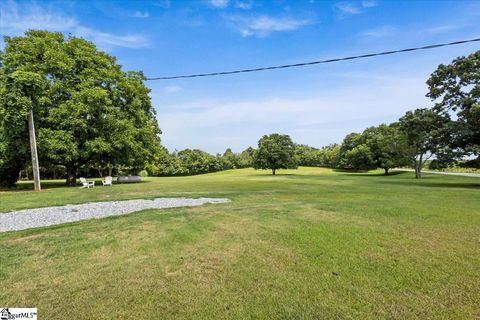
left=384, top=168, right=389, bottom=175
left=108, top=165, right=113, bottom=177
left=66, top=165, right=77, bottom=186
left=414, top=162, right=422, bottom=179
left=272, top=168, right=276, bottom=175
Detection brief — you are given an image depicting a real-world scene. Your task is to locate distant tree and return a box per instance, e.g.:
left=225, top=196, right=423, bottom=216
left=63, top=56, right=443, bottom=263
left=147, top=147, right=185, bottom=177
left=295, top=144, right=323, bottom=167
left=338, top=133, right=375, bottom=170
left=238, top=147, right=254, bottom=168
left=362, top=124, right=410, bottom=175
left=177, top=149, right=211, bottom=175
left=319, top=144, right=341, bottom=168
left=0, top=30, right=161, bottom=186
left=253, top=134, right=297, bottom=175
left=343, top=144, right=376, bottom=171
left=222, top=148, right=239, bottom=169
left=427, top=50, right=480, bottom=157
left=398, top=108, right=451, bottom=178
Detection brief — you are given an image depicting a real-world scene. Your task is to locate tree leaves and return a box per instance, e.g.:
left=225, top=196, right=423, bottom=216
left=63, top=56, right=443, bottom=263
left=253, top=134, right=297, bottom=175
left=427, top=50, right=480, bottom=152
left=0, top=30, right=161, bottom=186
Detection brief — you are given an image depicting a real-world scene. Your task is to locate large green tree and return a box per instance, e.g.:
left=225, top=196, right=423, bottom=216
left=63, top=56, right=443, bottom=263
left=253, top=133, right=297, bottom=175
left=398, top=108, right=450, bottom=178
left=0, top=30, right=161, bottom=186
left=362, top=124, right=410, bottom=175
left=338, top=133, right=376, bottom=170
left=427, top=50, right=480, bottom=158
left=344, top=144, right=375, bottom=171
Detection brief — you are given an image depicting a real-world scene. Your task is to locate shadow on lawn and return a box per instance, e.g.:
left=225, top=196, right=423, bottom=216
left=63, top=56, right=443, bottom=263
left=249, top=173, right=298, bottom=177
left=1, top=179, right=152, bottom=192
left=375, top=179, right=480, bottom=190
left=0, top=181, right=68, bottom=192
left=338, top=171, right=406, bottom=177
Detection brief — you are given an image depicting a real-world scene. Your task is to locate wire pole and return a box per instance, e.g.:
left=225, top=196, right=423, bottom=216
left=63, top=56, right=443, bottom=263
left=28, top=109, right=41, bottom=192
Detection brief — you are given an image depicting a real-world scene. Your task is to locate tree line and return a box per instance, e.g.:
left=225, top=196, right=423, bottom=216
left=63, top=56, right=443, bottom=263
left=159, top=45, right=479, bottom=178
left=1, top=30, right=479, bottom=186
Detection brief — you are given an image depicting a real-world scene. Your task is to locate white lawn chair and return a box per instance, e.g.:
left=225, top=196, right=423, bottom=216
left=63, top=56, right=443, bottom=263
left=102, top=176, right=113, bottom=186
left=80, top=177, right=95, bottom=188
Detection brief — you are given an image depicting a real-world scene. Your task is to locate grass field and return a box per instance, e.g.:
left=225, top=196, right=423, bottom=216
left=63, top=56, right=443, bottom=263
left=1, top=167, right=479, bottom=319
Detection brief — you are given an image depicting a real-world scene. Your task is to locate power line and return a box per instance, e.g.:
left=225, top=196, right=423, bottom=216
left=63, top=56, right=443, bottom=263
left=146, top=37, right=480, bottom=80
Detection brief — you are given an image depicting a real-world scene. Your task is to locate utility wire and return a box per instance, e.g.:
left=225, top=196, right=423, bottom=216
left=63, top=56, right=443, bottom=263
left=146, top=37, right=480, bottom=80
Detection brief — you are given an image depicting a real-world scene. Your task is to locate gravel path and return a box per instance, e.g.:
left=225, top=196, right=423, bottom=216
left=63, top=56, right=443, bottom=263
left=0, top=197, right=230, bottom=233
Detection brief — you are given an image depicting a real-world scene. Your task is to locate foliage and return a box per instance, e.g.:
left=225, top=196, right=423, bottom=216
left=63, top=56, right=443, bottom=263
left=0, top=30, right=161, bottom=186
left=338, top=133, right=374, bottom=170
left=0, top=69, right=43, bottom=186
left=427, top=50, right=480, bottom=155
left=222, top=148, right=239, bottom=169
left=361, top=124, right=410, bottom=174
left=149, top=147, right=254, bottom=177
left=398, top=108, right=451, bottom=178
left=343, top=144, right=376, bottom=171
left=294, top=144, right=322, bottom=167
left=319, top=144, right=341, bottom=168
left=177, top=149, right=223, bottom=175
left=238, top=147, right=254, bottom=168
left=253, top=133, right=298, bottom=175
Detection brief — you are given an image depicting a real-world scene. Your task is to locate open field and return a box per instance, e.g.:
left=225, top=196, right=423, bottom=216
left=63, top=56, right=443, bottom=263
left=1, top=167, right=479, bottom=319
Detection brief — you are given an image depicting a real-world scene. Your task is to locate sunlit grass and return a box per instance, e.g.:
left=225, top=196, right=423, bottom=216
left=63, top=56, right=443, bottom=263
left=0, top=167, right=479, bottom=319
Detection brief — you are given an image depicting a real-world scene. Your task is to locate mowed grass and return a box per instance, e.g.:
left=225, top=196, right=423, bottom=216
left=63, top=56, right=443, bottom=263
left=0, top=167, right=479, bottom=319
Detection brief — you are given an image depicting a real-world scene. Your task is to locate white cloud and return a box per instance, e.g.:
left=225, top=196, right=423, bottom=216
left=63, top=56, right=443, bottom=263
left=422, top=25, right=459, bottom=35
left=163, top=85, right=182, bottom=93
left=334, top=1, right=378, bottom=16
left=74, top=26, right=149, bottom=48
left=0, top=1, right=149, bottom=49
left=209, top=0, right=229, bottom=8
left=151, top=0, right=171, bottom=8
left=234, top=0, right=253, bottom=9
left=155, top=73, right=429, bottom=153
left=226, top=15, right=312, bottom=37
left=0, top=1, right=77, bottom=31
left=133, top=11, right=150, bottom=18
left=361, top=0, right=377, bottom=8
left=335, top=3, right=360, bottom=14
left=362, top=25, right=395, bottom=38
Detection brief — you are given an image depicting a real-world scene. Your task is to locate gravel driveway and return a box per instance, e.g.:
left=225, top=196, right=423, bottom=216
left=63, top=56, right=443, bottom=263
left=0, top=197, right=230, bottom=233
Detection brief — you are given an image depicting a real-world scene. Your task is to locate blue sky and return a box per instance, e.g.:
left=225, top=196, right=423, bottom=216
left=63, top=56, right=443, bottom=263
left=1, top=0, right=480, bottom=153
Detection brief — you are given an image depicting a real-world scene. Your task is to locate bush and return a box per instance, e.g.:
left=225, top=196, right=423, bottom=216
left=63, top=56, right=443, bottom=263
left=138, top=170, right=149, bottom=177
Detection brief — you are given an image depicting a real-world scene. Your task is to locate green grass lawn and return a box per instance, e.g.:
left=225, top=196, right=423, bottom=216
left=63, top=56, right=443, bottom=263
left=1, top=167, right=479, bottom=319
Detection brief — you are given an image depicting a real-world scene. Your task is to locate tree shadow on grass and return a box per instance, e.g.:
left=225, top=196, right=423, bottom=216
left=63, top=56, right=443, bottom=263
left=249, top=171, right=299, bottom=177
left=374, top=179, right=480, bottom=190
left=338, top=171, right=406, bottom=177
left=1, top=179, right=152, bottom=192
left=0, top=180, right=68, bottom=192
left=332, top=168, right=369, bottom=173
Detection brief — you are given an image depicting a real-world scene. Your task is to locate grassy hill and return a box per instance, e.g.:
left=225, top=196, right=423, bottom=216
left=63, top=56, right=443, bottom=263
left=1, top=167, right=479, bottom=319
